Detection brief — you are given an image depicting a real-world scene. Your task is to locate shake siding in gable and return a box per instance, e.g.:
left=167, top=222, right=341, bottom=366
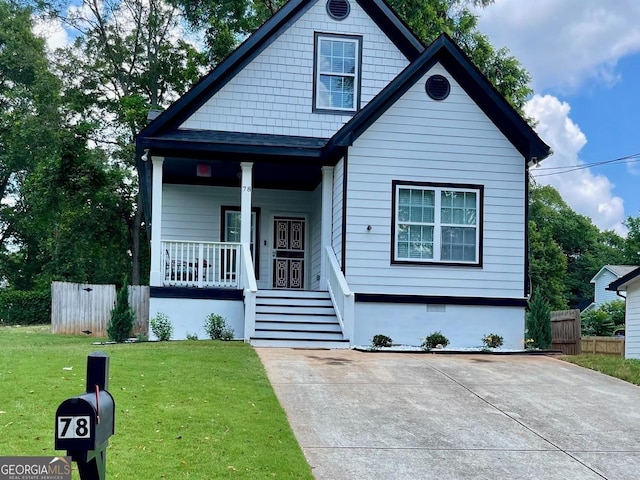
left=344, top=63, right=526, bottom=298
left=179, top=0, right=409, bottom=138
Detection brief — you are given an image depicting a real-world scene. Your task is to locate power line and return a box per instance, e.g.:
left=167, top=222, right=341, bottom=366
left=532, top=152, right=640, bottom=177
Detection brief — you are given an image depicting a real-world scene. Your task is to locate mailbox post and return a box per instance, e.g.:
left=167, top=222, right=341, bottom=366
left=55, top=352, right=115, bottom=480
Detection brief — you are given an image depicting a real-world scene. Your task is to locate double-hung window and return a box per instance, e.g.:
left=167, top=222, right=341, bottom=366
left=221, top=207, right=260, bottom=277
left=392, top=182, right=482, bottom=265
left=314, top=33, right=361, bottom=112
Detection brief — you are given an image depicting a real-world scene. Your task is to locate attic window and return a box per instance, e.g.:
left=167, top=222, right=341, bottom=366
left=326, top=0, right=350, bottom=20
left=426, top=75, right=450, bottom=101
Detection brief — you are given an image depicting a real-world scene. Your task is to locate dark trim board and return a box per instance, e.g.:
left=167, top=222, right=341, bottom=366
left=150, top=287, right=244, bottom=300
left=355, top=293, right=528, bottom=307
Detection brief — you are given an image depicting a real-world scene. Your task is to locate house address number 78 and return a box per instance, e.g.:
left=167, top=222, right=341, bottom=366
left=57, top=416, right=91, bottom=439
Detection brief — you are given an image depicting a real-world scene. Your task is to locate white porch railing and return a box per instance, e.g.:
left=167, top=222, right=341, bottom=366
left=240, top=243, right=258, bottom=341
left=325, top=245, right=354, bottom=343
left=162, top=240, right=241, bottom=288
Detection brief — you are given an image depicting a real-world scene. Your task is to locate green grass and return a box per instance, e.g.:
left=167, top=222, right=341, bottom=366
left=561, top=353, right=640, bottom=386
left=0, top=325, right=313, bottom=479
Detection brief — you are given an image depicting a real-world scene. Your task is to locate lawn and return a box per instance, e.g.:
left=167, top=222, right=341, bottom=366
left=0, top=325, right=313, bottom=479
left=561, top=353, right=640, bottom=386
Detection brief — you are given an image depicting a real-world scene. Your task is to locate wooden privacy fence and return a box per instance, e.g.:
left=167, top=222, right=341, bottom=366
left=551, top=309, right=581, bottom=355
left=51, top=281, right=149, bottom=337
left=581, top=336, right=625, bottom=356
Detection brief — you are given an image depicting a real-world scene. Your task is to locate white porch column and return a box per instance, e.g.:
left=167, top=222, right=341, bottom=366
left=240, top=162, right=253, bottom=245
left=320, top=166, right=334, bottom=289
left=149, top=156, right=164, bottom=286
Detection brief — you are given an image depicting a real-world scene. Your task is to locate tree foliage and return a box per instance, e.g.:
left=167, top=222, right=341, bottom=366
left=526, top=287, right=552, bottom=349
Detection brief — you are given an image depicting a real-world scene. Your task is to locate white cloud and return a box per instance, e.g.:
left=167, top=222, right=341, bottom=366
left=33, top=15, right=72, bottom=51
left=474, top=0, right=640, bottom=92
left=527, top=94, right=626, bottom=234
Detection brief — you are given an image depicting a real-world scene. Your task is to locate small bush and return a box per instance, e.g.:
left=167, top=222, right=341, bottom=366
left=220, top=327, right=235, bottom=341
left=421, top=331, right=450, bottom=350
left=482, top=333, right=504, bottom=349
left=136, top=332, right=148, bottom=342
left=150, top=312, right=173, bottom=341
left=107, top=278, right=135, bottom=342
left=186, top=332, right=199, bottom=341
left=526, top=288, right=552, bottom=349
left=372, top=334, right=393, bottom=348
left=581, top=309, right=615, bottom=337
left=204, top=313, right=231, bottom=340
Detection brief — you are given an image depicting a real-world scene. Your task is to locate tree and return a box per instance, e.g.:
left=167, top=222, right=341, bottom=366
left=529, top=184, right=626, bottom=309
left=526, top=287, right=552, bottom=349
left=50, top=0, right=207, bottom=284
left=107, top=277, right=135, bottom=342
left=528, top=220, right=567, bottom=310
left=623, top=215, right=640, bottom=265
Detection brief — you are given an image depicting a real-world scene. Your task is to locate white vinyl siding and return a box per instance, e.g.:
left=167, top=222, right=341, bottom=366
left=161, top=184, right=319, bottom=290
left=179, top=0, right=408, bottom=138
left=344, top=63, right=526, bottom=298
left=625, top=281, right=640, bottom=359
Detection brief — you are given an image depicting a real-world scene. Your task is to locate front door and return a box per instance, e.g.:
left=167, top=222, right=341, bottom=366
left=272, top=216, right=306, bottom=289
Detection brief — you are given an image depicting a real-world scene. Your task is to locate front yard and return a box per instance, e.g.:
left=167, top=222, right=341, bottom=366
left=561, top=353, right=640, bottom=386
left=0, top=326, right=313, bottom=479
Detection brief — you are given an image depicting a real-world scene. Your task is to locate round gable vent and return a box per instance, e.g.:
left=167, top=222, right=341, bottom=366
left=425, top=74, right=451, bottom=101
left=326, top=0, right=350, bottom=20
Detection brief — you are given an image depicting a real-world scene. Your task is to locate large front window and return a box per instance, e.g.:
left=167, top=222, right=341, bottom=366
left=314, top=34, right=361, bottom=112
left=392, top=182, right=482, bottom=265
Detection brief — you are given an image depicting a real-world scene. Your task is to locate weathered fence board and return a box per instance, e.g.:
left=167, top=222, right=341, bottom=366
left=581, top=336, right=625, bottom=356
left=551, top=309, right=581, bottom=355
left=51, top=281, right=149, bottom=337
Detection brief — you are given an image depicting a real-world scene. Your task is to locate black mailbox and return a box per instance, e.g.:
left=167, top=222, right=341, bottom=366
left=55, top=352, right=115, bottom=479
left=55, top=390, right=115, bottom=452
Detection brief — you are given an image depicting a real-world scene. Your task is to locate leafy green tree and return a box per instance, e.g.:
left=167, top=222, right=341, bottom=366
left=581, top=309, right=615, bottom=337
left=526, top=287, right=552, bottom=349
left=51, top=0, right=207, bottom=284
left=529, top=184, right=626, bottom=309
left=623, top=215, right=640, bottom=265
left=528, top=219, right=567, bottom=310
left=107, top=277, right=135, bottom=342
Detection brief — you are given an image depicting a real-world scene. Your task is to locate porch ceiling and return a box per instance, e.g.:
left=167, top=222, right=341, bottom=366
left=163, top=157, right=323, bottom=191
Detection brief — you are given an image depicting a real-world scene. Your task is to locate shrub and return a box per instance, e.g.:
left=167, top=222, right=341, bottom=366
left=204, top=313, right=231, bottom=340
left=526, top=288, right=552, bottom=349
left=482, top=333, right=504, bottom=349
left=600, top=300, right=626, bottom=327
left=0, top=290, right=51, bottom=325
left=107, top=278, right=135, bottom=342
left=150, top=312, right=173, bottom=341
left=372, top=334, right=393, bottom=348
left=421, top=331, right=450, bottom=350
left=186, top=332, right=199, bottom=341
left=220, top=327, right=235, bottom=341
left=581, top=309, right=615, bottom=337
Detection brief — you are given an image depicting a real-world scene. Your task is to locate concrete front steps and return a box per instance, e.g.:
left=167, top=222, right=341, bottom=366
left=250, top=290, right=350, bottom=348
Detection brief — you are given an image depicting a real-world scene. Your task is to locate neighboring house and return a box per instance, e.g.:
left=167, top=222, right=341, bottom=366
left=607, top=267, right=640, bottom=359
left=135, top=0, right=551, bottom=348
left=584, top=265, right=639, bottom=312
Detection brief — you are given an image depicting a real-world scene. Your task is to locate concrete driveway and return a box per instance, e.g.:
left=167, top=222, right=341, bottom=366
left=256, top=349, right=640, bottom=480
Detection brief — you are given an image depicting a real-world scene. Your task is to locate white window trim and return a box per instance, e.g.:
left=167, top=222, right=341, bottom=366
left=314, top=33, right=361, bottom=112
left=393, top=183, right=482, bottom=265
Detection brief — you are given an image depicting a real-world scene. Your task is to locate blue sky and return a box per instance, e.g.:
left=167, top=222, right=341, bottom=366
left=474, top=0, right=640, bottom=234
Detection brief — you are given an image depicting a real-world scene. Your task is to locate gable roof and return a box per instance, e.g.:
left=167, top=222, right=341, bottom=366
left=137, top=0, right=423, bottom=140
left=607, top=266, right=640, bottom=292
left=327, top=33, right=551, bottom=163
left=591, top=265, right=639, bottom=283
